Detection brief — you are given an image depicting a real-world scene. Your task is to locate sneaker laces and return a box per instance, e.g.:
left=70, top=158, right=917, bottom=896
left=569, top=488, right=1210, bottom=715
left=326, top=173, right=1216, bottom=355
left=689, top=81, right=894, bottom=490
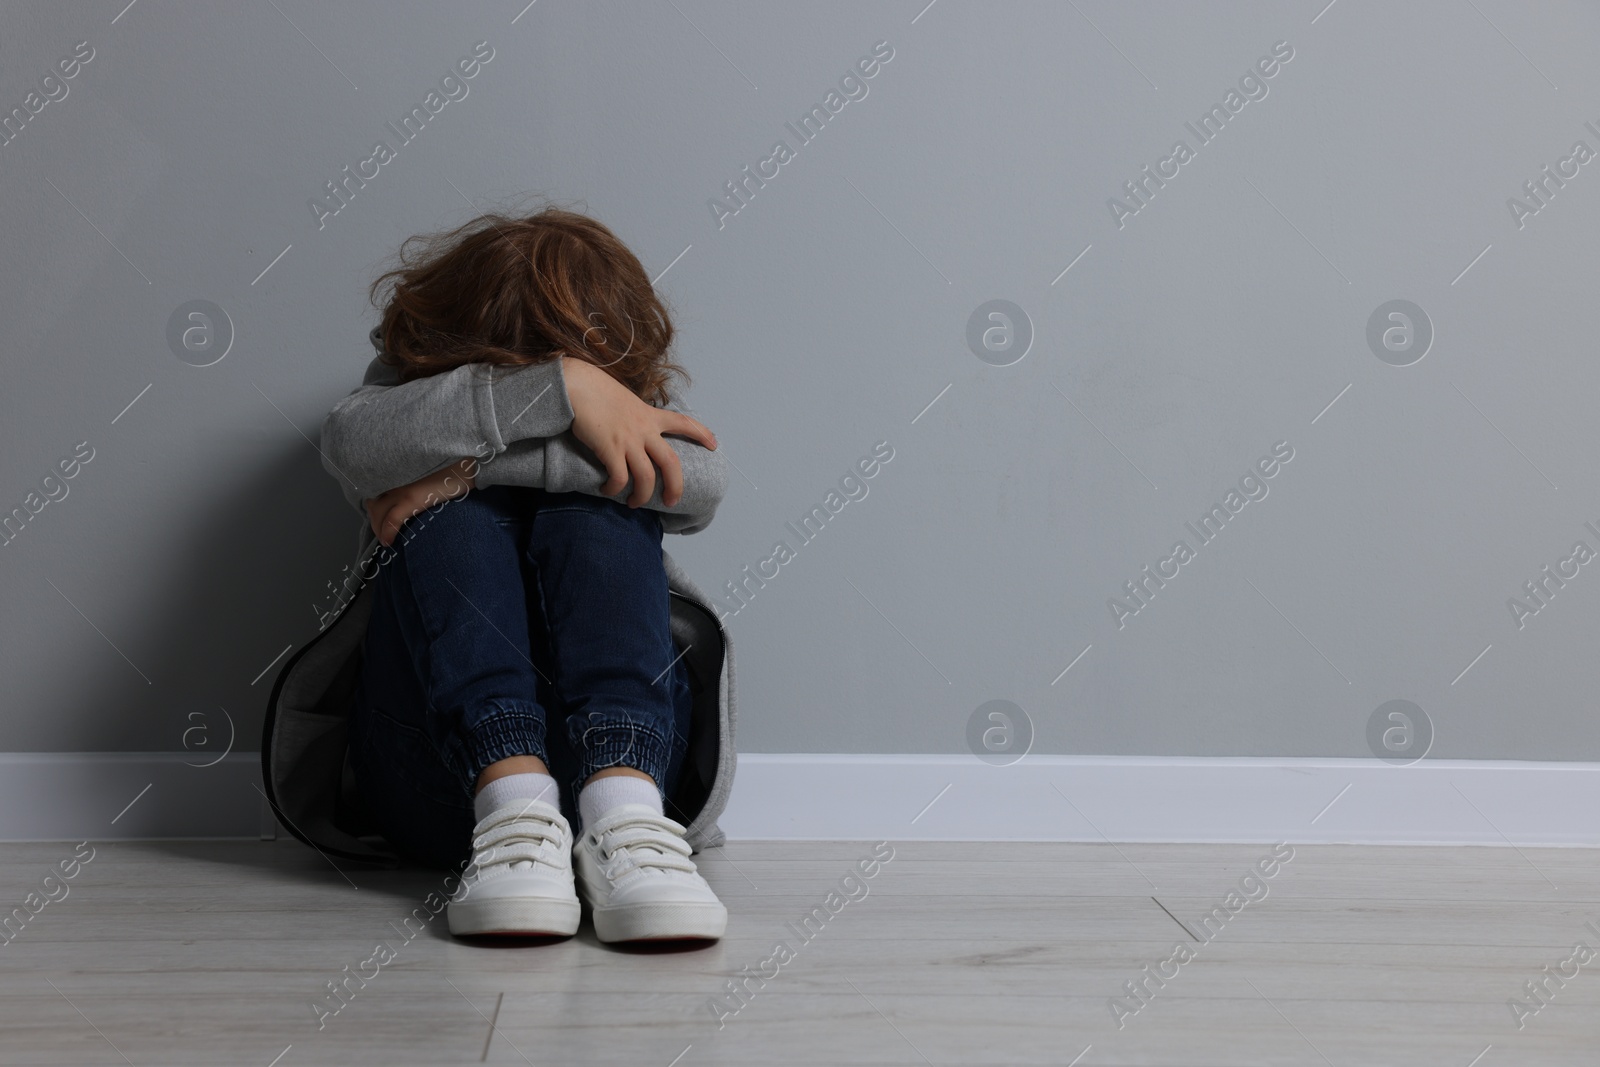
left=465, top=802, right=568, bottom=877
left=592, top=811, right=697, bottom=876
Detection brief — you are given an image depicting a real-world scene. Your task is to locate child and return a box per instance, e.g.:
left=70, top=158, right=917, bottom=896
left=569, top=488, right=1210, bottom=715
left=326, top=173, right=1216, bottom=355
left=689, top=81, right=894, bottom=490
left=260, top=208, right=736, bottom=944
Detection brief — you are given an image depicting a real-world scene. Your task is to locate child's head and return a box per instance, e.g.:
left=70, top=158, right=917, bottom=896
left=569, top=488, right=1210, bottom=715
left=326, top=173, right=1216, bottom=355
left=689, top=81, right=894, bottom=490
left=370, top=206, right=686, bottom=405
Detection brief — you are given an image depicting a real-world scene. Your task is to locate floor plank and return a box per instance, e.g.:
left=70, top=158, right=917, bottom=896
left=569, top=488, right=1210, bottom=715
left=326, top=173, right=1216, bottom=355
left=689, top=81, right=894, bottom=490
left=0, top=839, right=1596, bottom=1065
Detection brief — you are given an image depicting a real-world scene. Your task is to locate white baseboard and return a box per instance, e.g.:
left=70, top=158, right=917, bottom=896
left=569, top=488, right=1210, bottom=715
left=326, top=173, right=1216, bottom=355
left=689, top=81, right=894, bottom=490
left=721, top=754, right=1600, bottom=847
left=3, top=753, right=1597, bottom=847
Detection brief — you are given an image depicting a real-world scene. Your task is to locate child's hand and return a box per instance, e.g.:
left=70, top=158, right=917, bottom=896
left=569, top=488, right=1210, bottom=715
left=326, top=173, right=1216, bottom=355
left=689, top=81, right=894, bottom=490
left=365, top=458, right=477, bottom=547
left=561, top=356, right=717, bottom=508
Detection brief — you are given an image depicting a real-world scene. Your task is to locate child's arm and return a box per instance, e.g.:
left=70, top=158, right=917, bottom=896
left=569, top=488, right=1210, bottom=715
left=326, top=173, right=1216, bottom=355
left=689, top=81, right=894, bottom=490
left=319, top=351, right=572, bottom=509
left=481, top=421, right=729, bottom=534
left=320, top=329, right=714, bottom=511
left=363, top=423, right=728, bottom=547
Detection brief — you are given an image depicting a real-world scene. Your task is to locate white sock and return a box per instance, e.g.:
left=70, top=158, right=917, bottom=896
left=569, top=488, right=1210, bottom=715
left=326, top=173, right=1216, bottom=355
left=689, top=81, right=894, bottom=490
left=475, top=772, right=560, bottom=823
left=578, top=774, right=662, bottom=833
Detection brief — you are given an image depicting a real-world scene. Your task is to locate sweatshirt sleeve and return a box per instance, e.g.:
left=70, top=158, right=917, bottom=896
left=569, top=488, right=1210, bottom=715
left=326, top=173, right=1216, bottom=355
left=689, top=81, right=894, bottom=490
left=318, top=328, right=574, bottom=510
left=476, top=430, right=729, bottom=535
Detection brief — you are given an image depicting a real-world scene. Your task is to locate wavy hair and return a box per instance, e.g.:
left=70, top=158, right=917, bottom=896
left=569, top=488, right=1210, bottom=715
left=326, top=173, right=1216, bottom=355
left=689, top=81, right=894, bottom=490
left=368, top=206, right=687, bottom=405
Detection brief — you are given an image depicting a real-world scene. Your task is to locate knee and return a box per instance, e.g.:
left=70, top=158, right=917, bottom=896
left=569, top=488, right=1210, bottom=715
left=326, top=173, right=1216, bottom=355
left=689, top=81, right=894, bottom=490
left=537, top=493, right=661, bottom=539
left=531, top=494, right=662, bottom=562
left=391, top=488, right=507, bottom=553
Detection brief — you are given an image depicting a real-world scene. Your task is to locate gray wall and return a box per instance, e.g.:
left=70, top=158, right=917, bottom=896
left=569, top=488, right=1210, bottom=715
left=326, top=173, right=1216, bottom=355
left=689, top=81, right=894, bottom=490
left=3, top=0, right=1598, bottom=762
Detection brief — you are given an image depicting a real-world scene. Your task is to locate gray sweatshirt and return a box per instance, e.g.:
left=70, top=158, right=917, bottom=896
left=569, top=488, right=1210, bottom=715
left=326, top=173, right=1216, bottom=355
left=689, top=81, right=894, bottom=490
left=321, top=326, right=729, bottom=532
left=259, top=327, right=737, bottom=861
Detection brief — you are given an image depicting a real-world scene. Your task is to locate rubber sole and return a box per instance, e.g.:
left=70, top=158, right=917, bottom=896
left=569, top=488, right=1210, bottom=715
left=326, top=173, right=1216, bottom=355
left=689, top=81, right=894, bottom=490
left=590, top=900, right=728, bottom=943
left=447, top=896, right=581, bottom=938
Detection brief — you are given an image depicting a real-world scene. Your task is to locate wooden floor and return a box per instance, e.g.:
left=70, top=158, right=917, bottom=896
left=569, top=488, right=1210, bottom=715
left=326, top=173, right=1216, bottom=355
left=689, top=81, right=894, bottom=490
left=1, top=838, right=1597, bottom=1065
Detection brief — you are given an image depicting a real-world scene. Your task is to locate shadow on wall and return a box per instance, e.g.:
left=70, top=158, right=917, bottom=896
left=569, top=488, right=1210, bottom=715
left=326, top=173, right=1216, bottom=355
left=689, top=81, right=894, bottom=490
left=65, top=441, right=357, bottom=754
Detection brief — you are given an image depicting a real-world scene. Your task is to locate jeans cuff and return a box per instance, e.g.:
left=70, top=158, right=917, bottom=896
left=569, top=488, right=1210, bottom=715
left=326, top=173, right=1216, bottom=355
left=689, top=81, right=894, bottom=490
left=459, top=703, right=549, bottom=787
left=572, top=720, right=672, bottom=786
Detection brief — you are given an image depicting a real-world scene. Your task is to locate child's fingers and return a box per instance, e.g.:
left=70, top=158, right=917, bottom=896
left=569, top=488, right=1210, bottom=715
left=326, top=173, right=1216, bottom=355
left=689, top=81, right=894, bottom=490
left=384, top=502, right=414, bottom=545
left=625, top=446, right=656, bottom=508
left=380, top=496, right=429, bottom=545
left=595, top=441, right=629, bottom=496
left=662, top=411, right=716, bottom=450
left=375, top=506, right=397, bottom=547
left=368, top=500, right=396, bottom=545
left=646, top=438, right=684, bottom=507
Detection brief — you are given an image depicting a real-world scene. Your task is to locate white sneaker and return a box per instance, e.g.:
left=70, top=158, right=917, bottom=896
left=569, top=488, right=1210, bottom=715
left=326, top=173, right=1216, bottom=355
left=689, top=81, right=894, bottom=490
left=447, top=799, right=581, bottom=937
left=573, top=804, right=728, bottom=942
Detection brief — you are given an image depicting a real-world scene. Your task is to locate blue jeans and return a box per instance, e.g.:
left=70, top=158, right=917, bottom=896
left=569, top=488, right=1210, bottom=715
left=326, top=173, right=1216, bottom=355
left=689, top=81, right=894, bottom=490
left=349, top=485, right=693, bottom=870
